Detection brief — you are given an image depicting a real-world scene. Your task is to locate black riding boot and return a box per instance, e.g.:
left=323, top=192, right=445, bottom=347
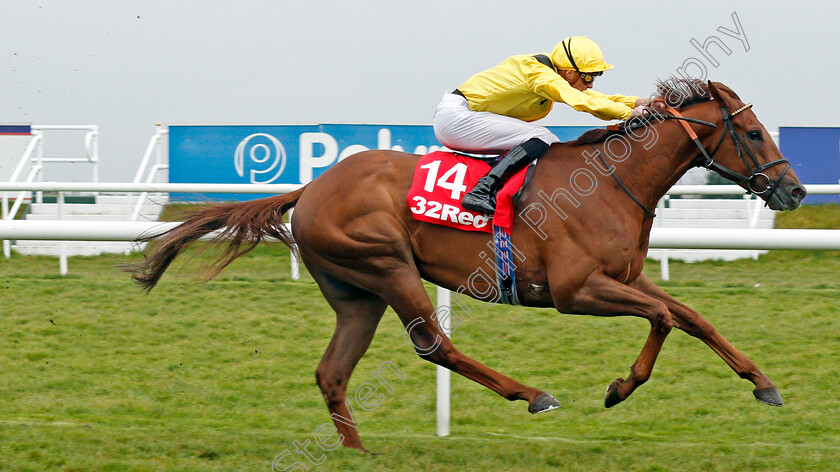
left=461, top=141, right=545, bottom=214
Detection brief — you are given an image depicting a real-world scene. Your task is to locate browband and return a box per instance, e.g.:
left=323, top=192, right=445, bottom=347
left=730, top=102, right=753, bottom=117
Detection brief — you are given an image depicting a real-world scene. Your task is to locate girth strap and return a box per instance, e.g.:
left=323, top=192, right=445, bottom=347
left=492, top=226, right=520, bottom=305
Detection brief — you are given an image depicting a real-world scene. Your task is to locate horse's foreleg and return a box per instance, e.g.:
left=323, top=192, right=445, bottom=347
left=631, top=274, right=782, bottom=406
left=385, top=271, right=559, bottom=414
left=564, top=274, right=674, bottom=407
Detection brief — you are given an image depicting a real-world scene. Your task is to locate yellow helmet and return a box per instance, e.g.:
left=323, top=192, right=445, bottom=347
left=550, top=36, right=614, bottom=73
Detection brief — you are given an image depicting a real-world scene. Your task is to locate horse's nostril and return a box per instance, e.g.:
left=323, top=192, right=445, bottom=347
left=792, top=186, right=806, bottom=200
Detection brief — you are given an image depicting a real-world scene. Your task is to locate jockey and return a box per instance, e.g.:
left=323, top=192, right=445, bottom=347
left=434, top=36, right=650, bottom=214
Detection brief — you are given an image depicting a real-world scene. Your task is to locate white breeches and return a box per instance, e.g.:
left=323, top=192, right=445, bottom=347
left=433, top=93, right=560, bottom=153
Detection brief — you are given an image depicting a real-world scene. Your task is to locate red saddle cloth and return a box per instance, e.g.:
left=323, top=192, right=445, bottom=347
left=406, top=151, right=529, bottom=234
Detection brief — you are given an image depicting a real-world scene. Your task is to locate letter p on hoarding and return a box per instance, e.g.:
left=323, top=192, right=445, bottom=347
left=300, top=132, right=339, bottom=183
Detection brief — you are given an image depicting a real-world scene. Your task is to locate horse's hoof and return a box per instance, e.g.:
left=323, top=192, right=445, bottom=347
left=604, top=378, right=624, bottom=408
left=528, top=393, right=561, bottom=414
left=753, top=387, right=783, bottom=406
left=343, top=443, right=374, bottom=454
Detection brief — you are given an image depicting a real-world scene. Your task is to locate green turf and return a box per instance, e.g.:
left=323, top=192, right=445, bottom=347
left=1, top=205, right=839, bottom=471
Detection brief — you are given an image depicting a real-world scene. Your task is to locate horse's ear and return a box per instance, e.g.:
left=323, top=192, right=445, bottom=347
left=707, top=80, right=725, bottom=103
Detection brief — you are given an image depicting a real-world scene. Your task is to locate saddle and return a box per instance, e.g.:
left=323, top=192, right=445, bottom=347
left=406, top=150, right=531, bottom=234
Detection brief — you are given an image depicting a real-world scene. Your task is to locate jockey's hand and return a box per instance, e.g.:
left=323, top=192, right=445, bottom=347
left=630, top=105, right=651, bottom=118
left=634, top=98, right=668, bottom=114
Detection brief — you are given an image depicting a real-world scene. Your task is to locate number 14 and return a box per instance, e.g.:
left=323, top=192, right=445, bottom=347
left=420, top=160, right=469, bottom=200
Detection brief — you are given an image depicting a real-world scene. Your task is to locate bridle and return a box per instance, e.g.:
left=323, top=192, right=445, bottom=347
left=663, top=103, right=792, bottom=201
left=590, top=98, right=792, bottom=219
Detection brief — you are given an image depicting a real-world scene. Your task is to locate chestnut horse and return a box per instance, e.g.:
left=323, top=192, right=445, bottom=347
left=126, top=80, right=806, bottom=451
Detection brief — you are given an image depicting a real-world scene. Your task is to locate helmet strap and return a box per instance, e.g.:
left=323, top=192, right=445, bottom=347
left=562, top=38, right=582, bottom=75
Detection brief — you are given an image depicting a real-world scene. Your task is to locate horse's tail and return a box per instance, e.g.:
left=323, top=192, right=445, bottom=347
left=125, top=186, right=306, bottom=292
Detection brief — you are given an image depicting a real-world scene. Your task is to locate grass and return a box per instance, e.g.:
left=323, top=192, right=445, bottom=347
left=0, top=205, right=839, bottom=471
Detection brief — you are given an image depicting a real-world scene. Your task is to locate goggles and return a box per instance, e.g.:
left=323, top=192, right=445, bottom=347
left=579, top=71, right=603, bottom=84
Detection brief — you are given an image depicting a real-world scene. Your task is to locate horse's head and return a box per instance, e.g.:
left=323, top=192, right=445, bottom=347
left=704, top=81, right=806, bottom=210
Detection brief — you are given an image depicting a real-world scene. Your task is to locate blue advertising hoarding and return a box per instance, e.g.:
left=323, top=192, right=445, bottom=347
left=1, top=124, right=32, bottom=182
left=779, top=127, right=840, bottom=203
left=168, top=124, right=595, bottom=201
left=0, top=124, right=31, bottom=135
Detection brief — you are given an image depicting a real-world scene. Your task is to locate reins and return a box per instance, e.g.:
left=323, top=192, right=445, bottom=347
left=592, top=144, right=656, bottom=218
left=594, top=107, right=718, bottom=219
left=588, top=144, right=657, bottom=218
left=663, top=106, right=720, bottom=166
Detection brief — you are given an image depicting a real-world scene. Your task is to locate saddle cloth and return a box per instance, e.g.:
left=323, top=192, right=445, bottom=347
left=406, top=150, right=529, bottom=234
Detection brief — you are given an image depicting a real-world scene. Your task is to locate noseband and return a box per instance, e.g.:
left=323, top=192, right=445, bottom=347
left=664, top=103, right=791, bottom=200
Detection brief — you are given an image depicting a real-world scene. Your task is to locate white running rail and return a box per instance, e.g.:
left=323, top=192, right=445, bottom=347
left=0, top=182, right=303, bottom=275
left=1, top=182, right=838, bottom=270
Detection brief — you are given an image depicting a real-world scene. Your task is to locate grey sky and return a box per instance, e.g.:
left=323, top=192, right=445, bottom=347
left=2, top=0, right=838, bottom=181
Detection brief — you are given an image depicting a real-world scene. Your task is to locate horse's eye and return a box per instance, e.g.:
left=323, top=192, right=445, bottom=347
left=748, top=130, right=762, bottom=141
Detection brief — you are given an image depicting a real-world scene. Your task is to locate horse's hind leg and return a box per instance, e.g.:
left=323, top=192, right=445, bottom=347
left=631, top=274, right=782, bottom=406
left=312, top=273, right=389, bottom=452
left=383, top=269, right=558, bottom=414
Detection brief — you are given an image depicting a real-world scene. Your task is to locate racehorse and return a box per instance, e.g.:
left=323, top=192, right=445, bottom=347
left=126, top=80, right=806, bottom=451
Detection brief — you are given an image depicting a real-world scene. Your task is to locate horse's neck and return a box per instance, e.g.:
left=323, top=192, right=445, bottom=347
left=587, top=117, right=713, bottom=213
left=628, top=132, right=698, bottom=207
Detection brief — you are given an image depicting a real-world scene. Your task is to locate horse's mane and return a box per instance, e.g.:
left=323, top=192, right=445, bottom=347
left=570, top=77, right=718, bottom=146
